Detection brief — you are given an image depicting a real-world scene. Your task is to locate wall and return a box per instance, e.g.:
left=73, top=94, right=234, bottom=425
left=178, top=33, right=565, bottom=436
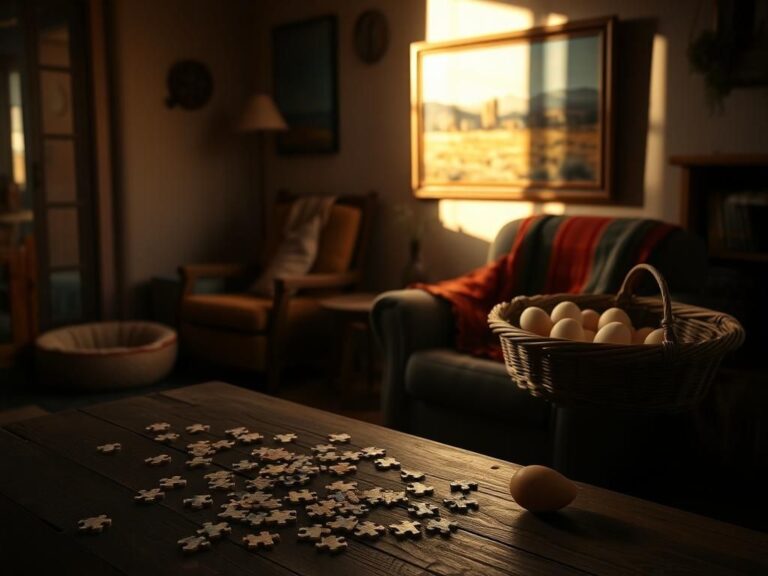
left=254, top=0, right=768, bottom=287
left=110, top=0, right=255, bottom=316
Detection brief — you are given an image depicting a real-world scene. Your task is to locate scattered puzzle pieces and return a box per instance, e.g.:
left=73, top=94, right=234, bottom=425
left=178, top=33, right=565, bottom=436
left=443, top=495, right=479, bottom=513
left=243, top=531, right=280, bottom=551
left=204, top=470, right=233, bottom=481
left=232, top=459, right=258, bottom=472
left=379, top=490, right=408, bottom=507
left=311, top=444, right=336, bottom=454
left=211, top=439, right=235, bottom=451
left=185, top=456, right=212, bottom=469
left=255, top=448, right=295, bottom=463
left=77, top=514, right=111, bottom=533
left=450, top=480, right=479, bottom=493
left=96, top=443, right=121, bottom=454
left=208, top=477, right=235, bottom=492
left=315, top=535, right=347, bottom=554
left=406, top=482, right=435, bottom=497
left=245, top=512, right=267, bottom=528
left=178, top=535, right=211, bottom=554
left=425, top=518, right=459, bottom=537
left=297, top=524, right=331, bottom=542
left=260, top=463, right=288, bottom=477
left=407, top=502, right=440, bottom=518
left=373, top=457, right=401, bottom=471
left=360, top=446, right=386, bottom=459
left=336, top=502, right=369, bottom=517
left=306, top=500, right=340, bottom=520
left=326, top=516, right=358, bottom=534
left=389, top=520, right=422, bottom=540
left=400, top=469, right=425, bottom=482
left=326, top=480, right=357, bottom=492
left=225, top=426, right=248, bottom=437
left=246, top=477, right=276, bottom=492
left=316, top=452, right=341, bottom=464
left=273, top=433, right=297, bottom=443
left=236, top=432, right=264, bottom=445
left=183, top=494, right=213, bottom=510
left=287, top=489, right=318, bottom=505
left=353, top=521, right=386, bottom=540
left=327, top=433, right=351, bottom=444
left=145, top=422, right=171, bottom=433
left=196, top=521, right=231, bottom=540
left=265, top=509, right=297, bottom=527
left=257, top=497, right=284, bottom=511
left=218, top=505, right=248, bottom=522
left=154, top=432, right=179, bottom=444
left=280, top=474, right=312, bottom=488
left=185, top=423, right=210, bottom=434
left=360, top=487, right=385, bottom=506
left=187, top=440, right=211, bottom=451
left=338, top=450, right=362, bottom=462
left=325, top=462, right=357, bottom=477
left=144, top=454, right=171, bottom=466
left=159, top=475, right=187, bottom=490
left=134, top=488, right=165, bottom=504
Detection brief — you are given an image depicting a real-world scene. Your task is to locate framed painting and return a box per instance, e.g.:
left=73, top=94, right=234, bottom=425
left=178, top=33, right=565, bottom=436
left=272, top=15, right=339, bottom=154
left=411, top=17, right=615, bottom=202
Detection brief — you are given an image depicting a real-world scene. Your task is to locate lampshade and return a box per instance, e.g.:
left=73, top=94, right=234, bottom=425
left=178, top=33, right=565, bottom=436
left=238, top=93, right=287, bottom=132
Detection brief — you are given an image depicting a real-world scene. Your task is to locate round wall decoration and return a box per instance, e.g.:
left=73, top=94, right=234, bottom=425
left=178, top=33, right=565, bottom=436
left=353, top=10, right=389, bottom=64
left=165, top=60, right=213, bottom=110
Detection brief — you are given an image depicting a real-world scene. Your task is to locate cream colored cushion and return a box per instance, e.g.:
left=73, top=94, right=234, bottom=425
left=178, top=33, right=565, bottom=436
left=313, top=204, right=362, bottom=273
left=35, top=321, right=177, bottom=391
left=250, top=215, right=322, bottom=296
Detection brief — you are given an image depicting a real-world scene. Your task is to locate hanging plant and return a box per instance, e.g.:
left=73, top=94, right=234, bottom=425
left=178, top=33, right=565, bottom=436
left=688, top=29, right=737, bottom=113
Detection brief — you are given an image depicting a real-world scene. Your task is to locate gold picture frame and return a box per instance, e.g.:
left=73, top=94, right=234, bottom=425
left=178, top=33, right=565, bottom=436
left=411, top=17, right=615, bottom=202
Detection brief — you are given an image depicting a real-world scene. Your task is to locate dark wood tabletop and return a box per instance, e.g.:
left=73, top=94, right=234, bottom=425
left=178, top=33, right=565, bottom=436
left=1, top=381, right=766, bottom=575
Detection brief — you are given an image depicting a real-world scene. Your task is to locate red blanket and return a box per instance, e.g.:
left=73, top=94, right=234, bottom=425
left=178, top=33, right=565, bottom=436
left=413, top=216, right=676, bottom=360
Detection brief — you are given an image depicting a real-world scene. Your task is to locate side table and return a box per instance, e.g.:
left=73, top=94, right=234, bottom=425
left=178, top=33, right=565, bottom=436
left=319, top=292, right=378, bottom=401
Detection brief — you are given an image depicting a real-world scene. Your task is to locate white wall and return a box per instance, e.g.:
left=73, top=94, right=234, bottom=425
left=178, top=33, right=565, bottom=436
left=111, top=0, right=255, bottom=316
left=255, top=0, right=768, bottom=287
left=109, top=0, right=768, bottom=315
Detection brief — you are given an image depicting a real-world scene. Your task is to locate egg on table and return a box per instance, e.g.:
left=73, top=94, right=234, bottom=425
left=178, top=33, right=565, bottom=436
left=551, top=301, right=581, bottom=324
left=519, top=306, right=553, bottom=337
left=509, top=465, right=578, bottom=512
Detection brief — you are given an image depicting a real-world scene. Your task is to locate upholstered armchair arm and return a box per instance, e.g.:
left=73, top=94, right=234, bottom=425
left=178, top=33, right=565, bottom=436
left=178, top=263, right=250, bottom=296
left=371, top=289, right=455, bottom=430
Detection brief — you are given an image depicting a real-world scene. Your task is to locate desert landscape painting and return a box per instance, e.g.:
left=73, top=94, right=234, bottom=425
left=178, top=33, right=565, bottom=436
left=413, top=20, right=612, bottom=200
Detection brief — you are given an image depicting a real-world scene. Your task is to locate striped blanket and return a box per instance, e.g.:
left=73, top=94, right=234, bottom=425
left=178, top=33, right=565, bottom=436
left=413, top=216, right=677, bottom=360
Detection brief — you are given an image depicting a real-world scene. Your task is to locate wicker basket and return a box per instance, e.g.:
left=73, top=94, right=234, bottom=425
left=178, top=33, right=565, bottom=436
left=488, top=264, right=745, bottom=411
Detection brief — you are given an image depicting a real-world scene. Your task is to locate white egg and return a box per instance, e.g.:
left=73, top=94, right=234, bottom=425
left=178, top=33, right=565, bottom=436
left=594, top=321, right=632, bottom=345
left=583, top=329, right=596, bottom=342
left=633, top=326, right=654, bottom=344
left=551, top=301, right=581, bottom=324
left=581, top=309, right=599, bottom=331
left=519, top=306, right=553, bottom=337
left=644, top=328, right=666, bottom=344
left=550, top=318, right=584, bottom=341
left=598, top=307, right=633, bottom=330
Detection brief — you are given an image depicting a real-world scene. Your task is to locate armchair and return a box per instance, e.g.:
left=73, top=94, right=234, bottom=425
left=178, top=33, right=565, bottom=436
left=179, top=192, right=375, bottom=389
left=372, top=216, right=708, bottom=464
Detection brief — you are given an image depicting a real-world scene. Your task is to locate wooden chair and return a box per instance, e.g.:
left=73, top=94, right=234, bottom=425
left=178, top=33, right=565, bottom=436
left=178, top=192, right=375, bottom=390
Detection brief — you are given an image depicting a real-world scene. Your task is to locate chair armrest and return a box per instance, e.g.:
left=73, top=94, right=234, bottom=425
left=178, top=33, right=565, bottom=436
left=178, top=263, right=249, bottom=296
left=273, top=270, right=360, bottom=292
left=371, top=289, right=455, bottom=430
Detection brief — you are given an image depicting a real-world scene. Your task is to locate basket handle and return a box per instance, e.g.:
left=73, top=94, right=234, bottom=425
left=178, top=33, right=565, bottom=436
left=616, top=263, right=676, bottom=345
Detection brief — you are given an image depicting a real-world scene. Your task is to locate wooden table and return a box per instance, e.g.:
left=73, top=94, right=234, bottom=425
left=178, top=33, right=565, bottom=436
left=1, top=381, right=766, bottom=575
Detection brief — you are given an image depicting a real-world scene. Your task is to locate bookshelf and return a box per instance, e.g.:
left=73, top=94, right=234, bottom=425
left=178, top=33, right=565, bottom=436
left=670, top=154, right=768, bottom=367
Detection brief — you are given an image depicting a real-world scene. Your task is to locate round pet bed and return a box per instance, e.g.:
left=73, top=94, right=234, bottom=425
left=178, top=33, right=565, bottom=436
left=36, top=321, right=177, bottom=391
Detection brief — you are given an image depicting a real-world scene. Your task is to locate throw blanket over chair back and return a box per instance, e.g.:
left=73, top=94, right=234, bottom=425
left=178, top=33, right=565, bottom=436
left=413, top=216, right=678, bottom=360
